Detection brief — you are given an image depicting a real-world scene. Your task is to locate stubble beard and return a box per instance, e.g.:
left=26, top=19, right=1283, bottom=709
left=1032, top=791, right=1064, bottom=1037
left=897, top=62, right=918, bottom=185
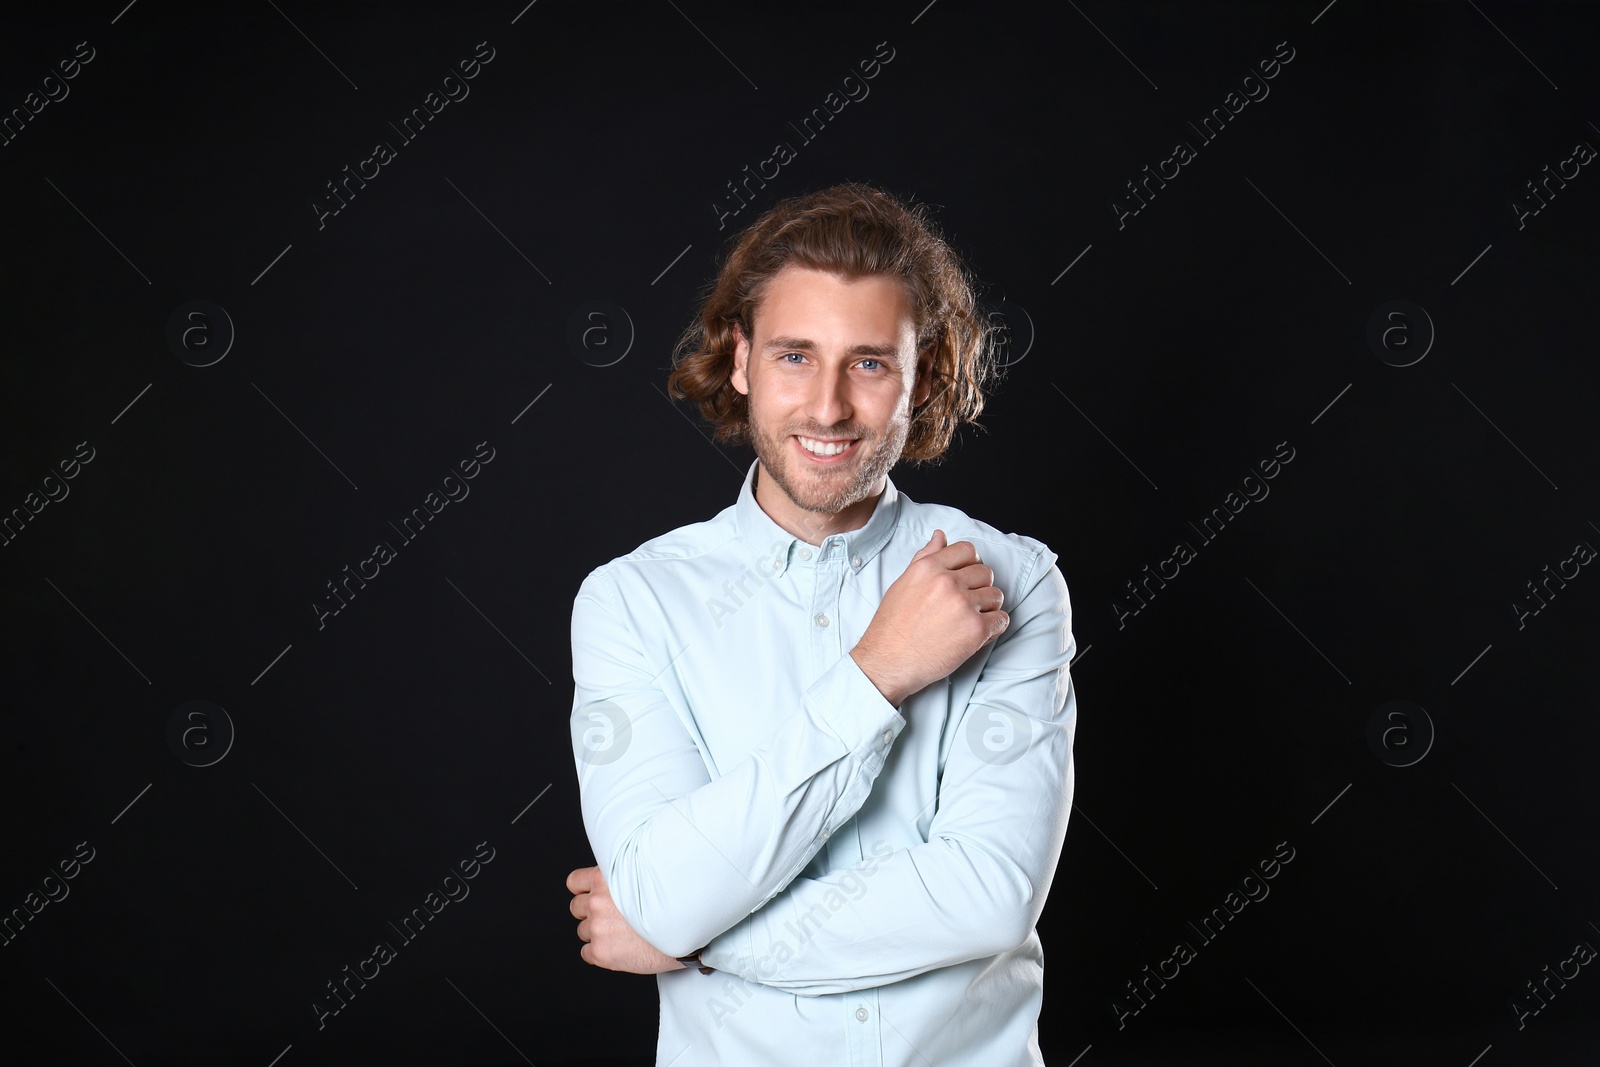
left=747, top=402, right=911, bottom=518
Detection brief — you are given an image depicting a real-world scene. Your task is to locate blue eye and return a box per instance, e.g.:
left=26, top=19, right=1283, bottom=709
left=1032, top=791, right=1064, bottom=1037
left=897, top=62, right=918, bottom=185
left=779, top=353, right=886, bottom=371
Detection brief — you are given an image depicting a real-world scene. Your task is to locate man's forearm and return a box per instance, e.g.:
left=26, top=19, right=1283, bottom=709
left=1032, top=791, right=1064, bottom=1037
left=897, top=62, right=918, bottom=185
left=702, top=776, right=1072, bottom=996
left=579, top=645, right=907, bottom=958
left=849, top=644, right=911, bottom=708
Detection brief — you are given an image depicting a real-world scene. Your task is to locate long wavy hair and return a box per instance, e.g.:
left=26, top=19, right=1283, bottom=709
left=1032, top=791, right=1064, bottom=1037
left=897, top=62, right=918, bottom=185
left=666, top=181, right=999, bottom=466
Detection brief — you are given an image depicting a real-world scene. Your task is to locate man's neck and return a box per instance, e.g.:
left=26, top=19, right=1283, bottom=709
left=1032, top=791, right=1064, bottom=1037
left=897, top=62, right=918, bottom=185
left=755, top=465, right=884, bottom=546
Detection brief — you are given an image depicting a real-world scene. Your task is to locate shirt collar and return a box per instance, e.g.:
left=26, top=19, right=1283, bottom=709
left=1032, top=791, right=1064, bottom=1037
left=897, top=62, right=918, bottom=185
left=732, top=457, right=902, bottom=577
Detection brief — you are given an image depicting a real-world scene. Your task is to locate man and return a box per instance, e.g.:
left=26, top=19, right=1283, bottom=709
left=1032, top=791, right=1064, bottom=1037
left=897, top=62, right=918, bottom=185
left=567, top=182, right=1077, bottom=1065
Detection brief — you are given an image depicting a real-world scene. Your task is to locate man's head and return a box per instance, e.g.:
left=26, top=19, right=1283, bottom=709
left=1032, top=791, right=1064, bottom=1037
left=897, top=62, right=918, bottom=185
left=668, top=182, right=997, bottom=532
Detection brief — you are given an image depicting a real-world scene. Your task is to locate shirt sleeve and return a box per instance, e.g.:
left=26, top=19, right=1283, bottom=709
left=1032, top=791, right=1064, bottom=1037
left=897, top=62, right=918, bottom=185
left=571, top=564, right=909, bottom=959
left=696, top=548, right=1076, bottom=994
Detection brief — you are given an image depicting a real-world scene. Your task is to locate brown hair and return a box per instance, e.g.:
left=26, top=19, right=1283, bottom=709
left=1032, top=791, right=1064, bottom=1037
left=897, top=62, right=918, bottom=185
left=666, top=181, right=999, bottom=466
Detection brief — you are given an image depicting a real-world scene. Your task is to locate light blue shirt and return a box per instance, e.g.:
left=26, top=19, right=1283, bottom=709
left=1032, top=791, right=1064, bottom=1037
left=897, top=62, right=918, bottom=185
left=570, top=458, right=1077, bottom=1066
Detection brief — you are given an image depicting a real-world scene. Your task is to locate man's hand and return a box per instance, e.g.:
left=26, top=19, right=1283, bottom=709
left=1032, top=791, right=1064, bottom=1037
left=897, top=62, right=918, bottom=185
left=851, top=528, right=1010, bottom=705
left=568, top=865, right=687, bottom=974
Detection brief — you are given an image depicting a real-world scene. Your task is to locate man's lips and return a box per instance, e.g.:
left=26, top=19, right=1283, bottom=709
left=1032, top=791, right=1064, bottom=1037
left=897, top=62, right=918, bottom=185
left=793, top=435, right=860, bottom=461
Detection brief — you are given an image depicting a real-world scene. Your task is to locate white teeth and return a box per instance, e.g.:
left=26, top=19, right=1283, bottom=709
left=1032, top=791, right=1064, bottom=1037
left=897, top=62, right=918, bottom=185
left=799, top=436, right=853, bottom=456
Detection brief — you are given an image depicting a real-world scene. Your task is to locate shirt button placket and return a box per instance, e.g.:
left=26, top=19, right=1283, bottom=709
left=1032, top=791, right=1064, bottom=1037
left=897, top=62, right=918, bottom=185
left=844, top=990, right=882, bottom=1065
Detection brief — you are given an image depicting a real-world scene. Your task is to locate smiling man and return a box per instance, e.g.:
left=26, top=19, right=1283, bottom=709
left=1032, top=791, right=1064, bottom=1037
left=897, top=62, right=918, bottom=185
left=567, top=181, right=1078, bottom=1066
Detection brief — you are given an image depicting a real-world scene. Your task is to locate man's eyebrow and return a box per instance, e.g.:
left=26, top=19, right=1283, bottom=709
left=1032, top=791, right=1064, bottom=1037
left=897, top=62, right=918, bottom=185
left=761, top=335, right=902, bottom=359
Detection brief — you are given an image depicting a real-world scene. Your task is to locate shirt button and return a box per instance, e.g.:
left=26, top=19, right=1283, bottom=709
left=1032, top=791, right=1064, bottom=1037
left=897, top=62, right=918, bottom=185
left=815, top=613, right=830, bottom=628
left=855, top=1006, right=869, bottom=1022
left=882, top=729, right=892, bottom=745
left=850, top=554, right=862, bottom=568
left=798, top=546, right=812, bottom=560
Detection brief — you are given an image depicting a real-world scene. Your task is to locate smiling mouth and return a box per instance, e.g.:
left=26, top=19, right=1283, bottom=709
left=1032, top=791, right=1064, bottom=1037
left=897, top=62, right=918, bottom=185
left=794, top=435, right=859, bottom=461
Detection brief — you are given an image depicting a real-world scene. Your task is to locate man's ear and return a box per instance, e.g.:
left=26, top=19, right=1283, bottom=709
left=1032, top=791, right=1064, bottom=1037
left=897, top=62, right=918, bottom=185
left=913, top=347, right=935, bottom=408
left=731, top=322, right=751, bottom=396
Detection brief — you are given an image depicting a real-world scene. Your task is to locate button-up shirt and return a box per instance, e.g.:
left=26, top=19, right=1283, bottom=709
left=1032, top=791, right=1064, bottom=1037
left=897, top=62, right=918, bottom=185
left=570, top=458, right=1077, bottom=1066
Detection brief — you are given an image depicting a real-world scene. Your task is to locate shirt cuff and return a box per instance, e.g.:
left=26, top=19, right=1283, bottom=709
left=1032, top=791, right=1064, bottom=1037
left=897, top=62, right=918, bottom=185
left=811, top=650, right=907, bottom=766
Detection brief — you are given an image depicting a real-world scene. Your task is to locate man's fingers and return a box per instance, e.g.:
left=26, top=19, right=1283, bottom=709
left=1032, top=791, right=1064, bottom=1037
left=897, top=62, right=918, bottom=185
left=987, top=609, right=1010, bottom=642
left=925, top=537, right=982, bottom=573
left=955, top=561, right=995, bottom=590
left=569, top=893, right=588, bottom=920
left=911, top=528, right=946, bottom=562
left=566, top=866, right=597, bottom=894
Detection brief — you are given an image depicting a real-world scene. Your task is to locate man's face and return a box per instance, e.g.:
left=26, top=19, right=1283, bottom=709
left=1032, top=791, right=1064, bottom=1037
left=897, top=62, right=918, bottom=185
left=731, top=265, right=931, bottom=524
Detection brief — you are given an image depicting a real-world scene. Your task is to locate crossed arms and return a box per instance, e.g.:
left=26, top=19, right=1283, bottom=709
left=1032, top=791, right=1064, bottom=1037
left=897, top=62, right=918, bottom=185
left=568, top=543, right=1076, bottom=994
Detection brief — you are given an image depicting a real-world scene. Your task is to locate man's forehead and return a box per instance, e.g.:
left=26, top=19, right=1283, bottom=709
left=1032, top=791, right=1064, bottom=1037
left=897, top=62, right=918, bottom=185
left=750, top=266, right=915, bottom=345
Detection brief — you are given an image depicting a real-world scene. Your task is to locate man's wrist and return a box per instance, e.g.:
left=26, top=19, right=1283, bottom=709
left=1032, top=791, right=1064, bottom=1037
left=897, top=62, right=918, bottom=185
left=849, top=646, right=906, bottom=707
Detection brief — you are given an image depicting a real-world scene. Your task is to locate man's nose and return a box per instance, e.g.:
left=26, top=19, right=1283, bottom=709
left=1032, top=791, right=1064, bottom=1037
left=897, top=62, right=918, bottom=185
left=806, top=366, right=853, bottom=426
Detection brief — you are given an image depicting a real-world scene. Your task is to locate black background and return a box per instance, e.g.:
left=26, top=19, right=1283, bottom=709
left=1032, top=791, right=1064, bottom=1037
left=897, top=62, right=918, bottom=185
left=3, top=1, right=1598, bottom=1064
